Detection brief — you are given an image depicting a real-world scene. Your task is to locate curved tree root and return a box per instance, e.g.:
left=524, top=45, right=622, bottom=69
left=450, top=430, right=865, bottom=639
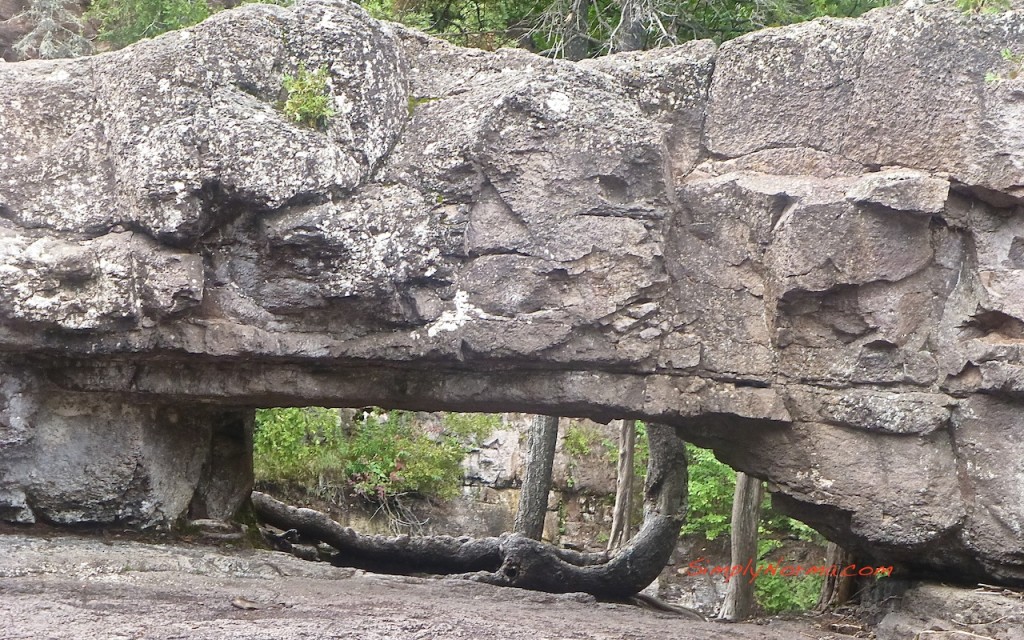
left=454, top=514, right=680, bottom=597
left=252, top=424, right=692, bottom=608
left=252, top=490, right=504, bottom=575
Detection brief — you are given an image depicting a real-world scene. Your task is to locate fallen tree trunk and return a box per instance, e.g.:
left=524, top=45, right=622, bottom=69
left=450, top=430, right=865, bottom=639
left=252, top=491, right=506, bottom=575
left=252, top=423, right=688, bottom=601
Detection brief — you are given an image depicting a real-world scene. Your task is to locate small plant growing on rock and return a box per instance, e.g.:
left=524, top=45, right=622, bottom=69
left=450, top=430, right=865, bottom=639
left=956, top=0, right=1010, bottom=14
left=281, top=63, right=335, bottom=129
left=986, top=48, right=1024, bottom=84
left=441, top=412, right=500, bottom=445
left=563, top=424, right=595, bottom=458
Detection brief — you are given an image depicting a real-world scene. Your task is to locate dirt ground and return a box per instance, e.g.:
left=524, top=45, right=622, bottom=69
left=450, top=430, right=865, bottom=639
left=0, top=530, right=861, bottom=640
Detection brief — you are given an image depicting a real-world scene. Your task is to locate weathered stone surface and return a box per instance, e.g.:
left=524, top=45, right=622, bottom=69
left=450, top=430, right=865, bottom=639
left=3, top=0, right=1024, bottom=587
left=0, top=228, right=203, bottom=330
left=0, top=0, right=32, bottom=61
left=845, top=169, right=950, bottom=214
left=706, top=0, right=1024, bottom=199
left=0, top=0, right=405, bottom=244
left=0, top=361, right=252, bottom=527
left=0, top=532, right=833, bottom=640
left=876, top=583, right=1024, bottom=640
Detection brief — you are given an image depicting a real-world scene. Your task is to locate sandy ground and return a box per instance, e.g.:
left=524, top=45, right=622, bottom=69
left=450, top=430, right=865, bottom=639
left=0, top=531, right=859, bottom=640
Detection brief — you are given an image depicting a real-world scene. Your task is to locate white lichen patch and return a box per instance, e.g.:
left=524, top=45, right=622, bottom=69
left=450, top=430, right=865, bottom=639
left=545, top=91, right=571, bottom=114
left=0, top=230, right=203, bottom=331
left=426, top=290, right=486, bottom=338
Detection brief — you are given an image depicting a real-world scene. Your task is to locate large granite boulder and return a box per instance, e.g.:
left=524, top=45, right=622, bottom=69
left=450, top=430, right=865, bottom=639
left=2, top=0, right=1024, bottom=586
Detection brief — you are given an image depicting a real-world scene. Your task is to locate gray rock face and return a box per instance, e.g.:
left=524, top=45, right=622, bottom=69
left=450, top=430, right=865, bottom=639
left=2, top=0, right=1024, bottom=585
left=876, top=583, right=1024, bottom=640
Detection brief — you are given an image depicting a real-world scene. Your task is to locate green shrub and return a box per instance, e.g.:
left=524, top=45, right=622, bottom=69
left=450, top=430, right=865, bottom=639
left=345, top=410, right=463, bottom=502
left=253, top=407, right=343, bottom=482
left=281, top=63, right=335, bottom=129
left=681, top=444, right=825, bottom=545
left=753, top=538, right=829, bottom=612
left=682, top=444, right=736, bottom=540
left=563, top=423, right=596, bottom=458
left=633, top=421, right=650, bottom=479
left=358, top=0, right=530, bottom=50
left=678, top=443, right=826, bottom=612
left=956, top=0, right=1010, bottom=14
left=253, top=407, right=467, bottom=503
left=602, top=421, right=650, bottom=488
left=86, top=0, right=211, bottom=48
left=441, top=412, right=501, bottom=445
left=987, top=48, right=1024, bottom=84
left=755, top=571, right=824, bottom=614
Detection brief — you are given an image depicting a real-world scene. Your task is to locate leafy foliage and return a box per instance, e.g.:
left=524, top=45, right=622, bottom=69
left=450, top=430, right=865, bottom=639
left=986, top=48, right=1024, bottom=84
left=681, top=444, right=826, bottom=612
left=360, top=0, right=889, bottom=57
left=253, top=407, right=491, bottom=504
left=633, top=421, right=650, bottom=479
left=83, top=0, right=291, bottom=49
left=75, top=0, right=890, bottom=60
left=682, top=443, right=736, bottom=540
left=755, top=571, right=824, bottom=614
left=344, top=410, right=464, bottom=502
left=86, top=0, right=210, bottom=48
left=682, top=443, right=823, bottom=544
left=253, top=407, right=343, bottom=482
left=281, top=63, right=336, bottom=129
left=593, top=421, right=650, bottom=481
left=956, top=0, right=1010, bottom=14
left=360, top=0, right=538, bottom=49
left=753, top=536, right=830, bottom=612
left=542, top=0, right=891, bottom=57
left=563, top=422, right=637, bottom=491
left=563, top=423, right=597, bottom=458
left=562, top=422, right=605, bottom=489
left=441, top=412, right=501, bottom=445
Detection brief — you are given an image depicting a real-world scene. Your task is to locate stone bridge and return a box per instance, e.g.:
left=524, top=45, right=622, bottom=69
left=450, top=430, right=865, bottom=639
left=2, top=0, right=1024, bottom=586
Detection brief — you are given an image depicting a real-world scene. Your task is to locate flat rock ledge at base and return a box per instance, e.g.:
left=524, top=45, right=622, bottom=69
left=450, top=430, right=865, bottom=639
left=876, top=583, right=1024, bottom=640
left=0, top=532, right=1017, bottom=640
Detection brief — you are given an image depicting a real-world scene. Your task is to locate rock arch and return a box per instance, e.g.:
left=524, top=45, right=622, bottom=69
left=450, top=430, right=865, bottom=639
left=2, top=0, right=1024, bottom=587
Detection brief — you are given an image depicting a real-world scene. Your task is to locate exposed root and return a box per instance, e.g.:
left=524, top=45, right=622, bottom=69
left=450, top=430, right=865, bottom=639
left=251, top=423, right=689, bottom=600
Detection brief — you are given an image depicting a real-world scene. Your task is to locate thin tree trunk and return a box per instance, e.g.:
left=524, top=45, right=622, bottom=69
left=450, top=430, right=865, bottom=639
left=612, top=0, right=645, bottom=52
left=607, top=419, right=636, bottom=551
left=817, top=542, right=857, bottom=610
left=514, top=414, right=560, bottom=540
left=563, top=0, right=590, bottom=60
left=718, top=472, right=764, bottom=621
